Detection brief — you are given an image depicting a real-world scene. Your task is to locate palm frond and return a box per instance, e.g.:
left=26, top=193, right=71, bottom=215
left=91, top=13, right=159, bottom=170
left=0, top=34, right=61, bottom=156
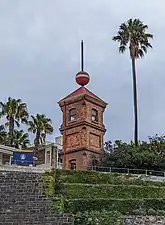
left=28, top=113, right=54, bottom=146
left=137, top=49, right=144, bottom=58
left=141, top=45, right=147, bottom=54
left=15, top=120, right=20, bottom=128
left=112, top=35, right=122, bottom=42
left=119, top=45, right=126, bottom=53
left=145, top=33, right=153, bottom=39
left=12, top=129, right=30, bottom=149
left=113, top=18, right=153, bottom=59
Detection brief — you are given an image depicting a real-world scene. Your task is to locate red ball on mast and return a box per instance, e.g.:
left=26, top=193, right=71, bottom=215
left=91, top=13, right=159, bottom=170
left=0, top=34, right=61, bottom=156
left=76, top=71, right=90, bottom=86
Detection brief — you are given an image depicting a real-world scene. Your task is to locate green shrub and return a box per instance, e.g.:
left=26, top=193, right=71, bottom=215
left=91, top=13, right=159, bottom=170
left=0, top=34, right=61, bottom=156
left=48, top=170, right=165, bottom=216
left=132, top=208, right=165, bottom=216
left=42, top=172, right=55, bottom=196
left=52, top=195, right=65, bottom=213
left=63, top=183, right=165, bottom=199
left=74, top=210, right=123, bottom=225
left=147, top=208, right=157, bottom=215
left=43, top=170, right=63, bottom=196
left=157, top=210, right=165, bottom=215
left=54, top=169, right=165, bottom=187
left=64, top=198, right=165, bottom=214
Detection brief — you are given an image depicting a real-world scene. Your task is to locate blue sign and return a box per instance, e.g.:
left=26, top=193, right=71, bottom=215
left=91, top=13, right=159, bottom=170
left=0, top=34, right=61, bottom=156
left=11, top=150, right=34, bottom=166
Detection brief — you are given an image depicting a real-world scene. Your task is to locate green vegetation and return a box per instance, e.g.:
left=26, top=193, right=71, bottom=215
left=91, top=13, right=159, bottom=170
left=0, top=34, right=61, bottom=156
left=28, top=114, right=53, bottom=157
left=64, top=198, right=165, bottom=214
left=44, top=169, right=165, bottom=225
left=0, top=97, right=54, bottom=153
left=56, top=169, right=164, bottom=186
left=12, top=129, right=30, bottom=149
left=0, top=97, right=29, bottom=147
left=113, top=19, right=153, bottom=146
left=63, top=183, right=165, bottom=199
left=74, top=210, right=123, bottom=225
left=43, top=172, right=55, bottom=196
left=102, top=135, right=165, bottom=171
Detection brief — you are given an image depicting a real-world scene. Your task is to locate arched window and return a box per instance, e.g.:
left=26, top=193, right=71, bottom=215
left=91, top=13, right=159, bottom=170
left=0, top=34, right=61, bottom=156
left=91, top=109, right=98, bottom=122
left=69, top=108, right=76, bottom=121
left=69, top=159, right=76, bottom=170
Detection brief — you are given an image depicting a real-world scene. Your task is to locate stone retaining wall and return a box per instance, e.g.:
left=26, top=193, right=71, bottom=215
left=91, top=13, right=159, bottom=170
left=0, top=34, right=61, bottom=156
left=0, top=165, right=74, bottom=225
left=1, top=165, right=165, bottom=225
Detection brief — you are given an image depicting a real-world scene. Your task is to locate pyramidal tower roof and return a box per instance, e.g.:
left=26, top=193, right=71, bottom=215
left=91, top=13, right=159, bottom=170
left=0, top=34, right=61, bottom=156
left=59, top=86, right=106, bottom=103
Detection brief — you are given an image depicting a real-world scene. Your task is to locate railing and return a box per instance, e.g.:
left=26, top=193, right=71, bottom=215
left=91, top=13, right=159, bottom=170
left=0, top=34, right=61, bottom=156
left=91, top=166, right=165, bottom=177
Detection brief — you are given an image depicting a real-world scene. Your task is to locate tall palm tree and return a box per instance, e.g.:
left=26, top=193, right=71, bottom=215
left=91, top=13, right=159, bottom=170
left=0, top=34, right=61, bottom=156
left=112, top=18, right=153, bottom=146
left=12, top=130, right=30, bottom=149
left=0, top=125, right=7, bottom=145
left=0, top=97, right=29, bottom=146
left=28, top=114, right=53, bottom=157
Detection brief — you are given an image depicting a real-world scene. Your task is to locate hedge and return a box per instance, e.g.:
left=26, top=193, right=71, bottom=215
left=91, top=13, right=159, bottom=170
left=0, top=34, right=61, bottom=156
left=44, top=170, right=165, bottom=216
left=62, top=198, right=165, bottom=214
left=63, top=183, right=165, bottom=199
left=74, top=210, right=123, bottom=225
left=53, top=169, right=165, bottom=187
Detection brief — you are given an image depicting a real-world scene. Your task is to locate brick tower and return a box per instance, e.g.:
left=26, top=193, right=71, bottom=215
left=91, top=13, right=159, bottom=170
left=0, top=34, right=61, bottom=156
left=58, top=41, right=107, bottom=170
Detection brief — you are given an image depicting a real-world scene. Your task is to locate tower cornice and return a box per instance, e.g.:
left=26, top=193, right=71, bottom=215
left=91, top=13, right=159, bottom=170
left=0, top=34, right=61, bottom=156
left=58, top=93, right=107, bottom=109
left=60, top=120, right=106, bottom=133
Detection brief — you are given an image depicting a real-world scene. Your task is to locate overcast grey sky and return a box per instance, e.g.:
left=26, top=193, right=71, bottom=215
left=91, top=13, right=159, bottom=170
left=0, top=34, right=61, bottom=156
left=0, top=0, right=165, bottom=142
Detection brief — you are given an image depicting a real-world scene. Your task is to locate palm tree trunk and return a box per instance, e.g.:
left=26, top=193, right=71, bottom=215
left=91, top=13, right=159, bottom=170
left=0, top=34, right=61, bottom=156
left=9, top=116, right=14, bottom=147
left=131, top=57, right=138, bottom=146
left=34, top=131, right=40, bottom=164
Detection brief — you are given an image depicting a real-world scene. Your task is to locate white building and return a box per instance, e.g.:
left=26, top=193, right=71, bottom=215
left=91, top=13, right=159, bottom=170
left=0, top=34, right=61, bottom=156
left=0, top=144, right=15, bottom=165
left=0, top=136, right=63, bottom=169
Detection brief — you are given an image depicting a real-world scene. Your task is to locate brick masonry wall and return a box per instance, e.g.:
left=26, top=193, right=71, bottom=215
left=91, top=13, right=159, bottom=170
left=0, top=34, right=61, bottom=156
left=59, top=95, right=106, bottom=170
left=0, top=166, right=74, bottom=225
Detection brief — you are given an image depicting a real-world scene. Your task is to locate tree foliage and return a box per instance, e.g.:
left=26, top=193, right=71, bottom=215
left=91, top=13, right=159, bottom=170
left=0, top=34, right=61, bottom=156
left=0, top=97, right=29, bottom=146
left=0, top=97, right=54, bottom=150
left=28, top=114, right=53, bottom=146
left=112, top=18, right=153, bottom=58
left=0, top=125, right=7, bottom=145
left=12, top=129, right=30, bottom=149
left=102, top=135, right=165, bottom=170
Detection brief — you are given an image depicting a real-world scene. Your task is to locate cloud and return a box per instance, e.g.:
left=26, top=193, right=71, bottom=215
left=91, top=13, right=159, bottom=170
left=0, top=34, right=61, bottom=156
left=0, top=0, right=165, bottom=143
